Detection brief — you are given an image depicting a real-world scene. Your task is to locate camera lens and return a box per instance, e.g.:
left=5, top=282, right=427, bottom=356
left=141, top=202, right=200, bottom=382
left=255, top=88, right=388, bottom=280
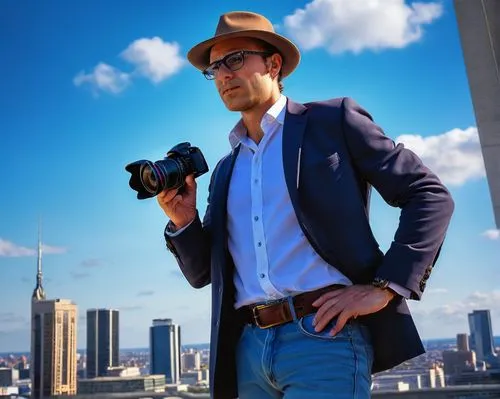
left=140, top=163, right=159, bottom=194
left=125, top=142, right=208, bottom=200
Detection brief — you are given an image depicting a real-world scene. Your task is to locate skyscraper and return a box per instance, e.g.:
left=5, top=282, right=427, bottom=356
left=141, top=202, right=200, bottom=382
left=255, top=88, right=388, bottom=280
left=457, top=333, right=469, bottom=352
left=468, top=309, right=497, bottom=365
left=150, top=319, right=181, bottom=384
left=31, top=226, right=78, bottom=398
left=86, top=309, right=120, bottom=378
left=31, top=300, right=78, bottom=398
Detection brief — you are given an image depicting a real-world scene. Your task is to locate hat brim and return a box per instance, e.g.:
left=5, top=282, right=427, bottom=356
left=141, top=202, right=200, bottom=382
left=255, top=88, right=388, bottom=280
left=187, top=30, right=300, bottom=78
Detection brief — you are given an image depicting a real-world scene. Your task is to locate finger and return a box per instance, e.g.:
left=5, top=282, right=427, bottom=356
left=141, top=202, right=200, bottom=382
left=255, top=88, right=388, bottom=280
left=314, top=290, right=356, bottom=331
left=313, top=299, right=338, bottom=326
left=329, top=310, right=351, bottom=336
left=312, top=289, right=343, bottom=307
left=313, top=291, right=351, bottom=325
left=158, top=189, right=178, bottom=204
left=184, top=175, right=197, bottom=191
left=314, top=302, right=343, bottom=332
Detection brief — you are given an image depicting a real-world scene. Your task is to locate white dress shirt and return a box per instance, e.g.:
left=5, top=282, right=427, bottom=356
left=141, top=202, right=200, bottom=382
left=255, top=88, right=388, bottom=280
left=227, top=95, right=352, bottom=308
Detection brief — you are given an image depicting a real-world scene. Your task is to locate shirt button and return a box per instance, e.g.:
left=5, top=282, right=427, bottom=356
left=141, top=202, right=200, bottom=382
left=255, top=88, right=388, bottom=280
left=257, top=242, right=262, bottom=247
left=259, top=273, right=265, bottom=279
left=254, top=179, right=258, bottom=184
left=254, top=216, right=259, bottom=221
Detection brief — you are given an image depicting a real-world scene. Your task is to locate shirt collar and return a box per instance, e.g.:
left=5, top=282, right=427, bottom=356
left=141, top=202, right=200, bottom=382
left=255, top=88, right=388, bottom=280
left=229, top=94, right=287, bottom=149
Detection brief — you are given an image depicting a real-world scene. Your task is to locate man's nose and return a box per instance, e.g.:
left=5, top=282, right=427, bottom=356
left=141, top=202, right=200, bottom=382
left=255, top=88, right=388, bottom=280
left=216, top=63, right=234, bottom=81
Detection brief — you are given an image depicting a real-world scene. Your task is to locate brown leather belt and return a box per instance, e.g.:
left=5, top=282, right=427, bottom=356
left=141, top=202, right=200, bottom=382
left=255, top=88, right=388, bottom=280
left=238, top=284, right=345, bottom=329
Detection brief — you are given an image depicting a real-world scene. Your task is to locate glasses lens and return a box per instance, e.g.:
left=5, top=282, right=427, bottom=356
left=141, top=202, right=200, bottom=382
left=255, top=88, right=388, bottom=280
left=203, top=68, right=215, bottom=80
left=225, top=53, right=244, bottom=71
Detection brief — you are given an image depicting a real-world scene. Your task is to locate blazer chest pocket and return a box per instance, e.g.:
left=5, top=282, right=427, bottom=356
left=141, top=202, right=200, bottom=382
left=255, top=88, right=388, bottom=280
left=327, top=152, right=340, bottom=172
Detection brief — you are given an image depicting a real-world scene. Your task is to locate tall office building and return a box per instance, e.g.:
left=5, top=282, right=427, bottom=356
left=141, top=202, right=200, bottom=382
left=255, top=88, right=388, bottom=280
left=86, top=309, right=120, bottom=378
left=457, top=333, right=469, bottom=352
left=31, top=226, right=78, bottom=398
left=468, top=310, right=497, bottom=364
left=150, top=319, right=181, bottom=384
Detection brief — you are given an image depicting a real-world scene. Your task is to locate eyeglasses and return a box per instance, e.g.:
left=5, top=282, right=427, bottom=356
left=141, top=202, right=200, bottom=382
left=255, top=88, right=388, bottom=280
left=203, top=50, right=272, bottom=80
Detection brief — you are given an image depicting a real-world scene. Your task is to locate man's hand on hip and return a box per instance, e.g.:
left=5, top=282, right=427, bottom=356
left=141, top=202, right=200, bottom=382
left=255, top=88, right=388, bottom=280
left=311, top=285, right=395, bottom=336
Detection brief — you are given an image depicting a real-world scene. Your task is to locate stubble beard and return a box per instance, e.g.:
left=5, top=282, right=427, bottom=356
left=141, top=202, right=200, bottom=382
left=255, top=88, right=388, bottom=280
left=223, top=94, right=255, bottom=112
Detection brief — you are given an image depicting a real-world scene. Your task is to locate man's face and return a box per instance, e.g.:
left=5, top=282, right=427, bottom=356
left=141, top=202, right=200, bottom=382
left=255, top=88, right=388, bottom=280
left=209, top=37, right=276, bottom=112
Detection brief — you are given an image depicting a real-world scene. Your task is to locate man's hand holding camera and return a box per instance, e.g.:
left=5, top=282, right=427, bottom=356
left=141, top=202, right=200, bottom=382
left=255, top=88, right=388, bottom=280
left=125, top=142, right=208, bottom=230
left=157, top=175, right=197, bottom=230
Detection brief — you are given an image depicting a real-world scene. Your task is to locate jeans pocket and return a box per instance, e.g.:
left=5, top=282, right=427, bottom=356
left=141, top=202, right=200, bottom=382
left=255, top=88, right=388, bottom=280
left=297, top=314, right=351, bottom=341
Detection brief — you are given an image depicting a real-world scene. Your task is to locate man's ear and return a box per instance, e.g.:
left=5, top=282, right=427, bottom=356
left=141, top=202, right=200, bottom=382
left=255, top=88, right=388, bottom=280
left=268, top=53, right=283, bottom=79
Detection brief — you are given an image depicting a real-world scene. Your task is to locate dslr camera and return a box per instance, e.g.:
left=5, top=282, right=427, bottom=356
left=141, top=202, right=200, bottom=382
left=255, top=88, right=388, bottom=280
left=125, top=142, right=209, bottom=199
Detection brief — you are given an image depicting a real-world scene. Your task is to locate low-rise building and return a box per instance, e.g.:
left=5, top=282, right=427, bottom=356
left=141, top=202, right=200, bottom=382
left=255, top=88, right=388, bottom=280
left=77, top=374, right=166, bottom=394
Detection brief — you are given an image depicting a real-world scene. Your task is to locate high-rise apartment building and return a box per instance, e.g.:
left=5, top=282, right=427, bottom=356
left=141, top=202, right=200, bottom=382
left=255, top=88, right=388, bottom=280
left=468, top=309, right=497, bottom=365
left=31, top=299, right=78, bottom=398
left=30, top=227, right=78, bottom=398
left=150, top=319, right=181, bottom=384
left=86, top=309, right=120, bottom=378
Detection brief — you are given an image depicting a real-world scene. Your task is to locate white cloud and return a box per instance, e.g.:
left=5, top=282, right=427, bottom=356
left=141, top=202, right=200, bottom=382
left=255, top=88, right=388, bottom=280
left=0, top=238, right=66, bottom=257
left=0, top=239, right=33, bottom=257
left=482, top=229, right=500, bottom=240
left=283, top=0, right=443, bottom=54
left=42, top=244, right=66, bottom=254
left=121, top=37, right=185, bottom=83
left=466, top=291, right=500, bottom=310
left=396, top=127, right=485, bottom=186
left=415, top=291, right=500, bottom=321
left=73, top=63, right=130, bottom=95
left=74, top=37, right=185, bottom=95
left=410, top=291, right=500, bottom=338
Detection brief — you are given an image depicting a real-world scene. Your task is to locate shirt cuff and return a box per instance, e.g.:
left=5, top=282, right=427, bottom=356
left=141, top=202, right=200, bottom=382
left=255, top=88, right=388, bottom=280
left=164, top=219, right=195, bottom=237
left=387, top=282, right=411, bottom=299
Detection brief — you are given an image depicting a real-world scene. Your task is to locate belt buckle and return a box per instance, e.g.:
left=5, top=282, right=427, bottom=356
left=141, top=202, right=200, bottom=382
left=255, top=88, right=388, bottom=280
left=252, top=298, right=287, bottom=329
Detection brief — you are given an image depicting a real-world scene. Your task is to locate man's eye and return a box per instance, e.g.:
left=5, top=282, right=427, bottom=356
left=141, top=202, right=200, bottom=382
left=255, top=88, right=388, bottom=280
left=226, top=55, right=242, bottom=66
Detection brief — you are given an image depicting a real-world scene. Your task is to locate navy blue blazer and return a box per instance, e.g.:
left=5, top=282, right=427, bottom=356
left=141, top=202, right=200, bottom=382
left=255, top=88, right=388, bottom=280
left=165, top=97, right=454, bottom=399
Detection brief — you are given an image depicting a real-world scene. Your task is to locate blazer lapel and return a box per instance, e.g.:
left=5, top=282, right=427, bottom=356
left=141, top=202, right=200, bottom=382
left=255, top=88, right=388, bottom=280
left=210, top=145, right=240, bottom=277
left=282, top=99, right=308, bottom=212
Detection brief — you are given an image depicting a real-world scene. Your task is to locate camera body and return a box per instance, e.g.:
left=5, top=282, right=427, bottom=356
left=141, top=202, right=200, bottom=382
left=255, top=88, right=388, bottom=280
left=125, top=142, right=209, bottom=199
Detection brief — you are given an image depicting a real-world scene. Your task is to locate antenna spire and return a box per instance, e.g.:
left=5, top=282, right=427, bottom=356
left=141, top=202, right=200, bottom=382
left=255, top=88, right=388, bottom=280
left=32, top=218, right=46, bottom=301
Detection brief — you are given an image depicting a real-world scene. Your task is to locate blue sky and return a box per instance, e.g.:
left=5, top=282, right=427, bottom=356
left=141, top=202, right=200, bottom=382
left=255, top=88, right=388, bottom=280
left=1, top=0, right=499, bottom=352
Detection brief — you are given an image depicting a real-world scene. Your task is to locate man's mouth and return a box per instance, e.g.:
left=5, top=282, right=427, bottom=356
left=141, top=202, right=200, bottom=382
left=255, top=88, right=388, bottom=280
left=223, top=86, right=239, bottom=95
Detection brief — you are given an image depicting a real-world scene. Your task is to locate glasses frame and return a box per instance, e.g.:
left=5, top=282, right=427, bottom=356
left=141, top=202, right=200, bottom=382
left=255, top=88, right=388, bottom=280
left=203, top=50, right=273, bottom=80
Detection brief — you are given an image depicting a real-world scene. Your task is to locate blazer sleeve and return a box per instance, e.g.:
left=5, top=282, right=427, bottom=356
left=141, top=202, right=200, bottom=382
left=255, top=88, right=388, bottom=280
left=163, top=167, right=218, bottom=289
left=341, top=97, right=454, bottom=299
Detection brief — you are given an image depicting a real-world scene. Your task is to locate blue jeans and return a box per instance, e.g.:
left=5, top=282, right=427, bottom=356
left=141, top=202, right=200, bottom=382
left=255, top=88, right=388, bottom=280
left=236, top=314, right=374, bottom=398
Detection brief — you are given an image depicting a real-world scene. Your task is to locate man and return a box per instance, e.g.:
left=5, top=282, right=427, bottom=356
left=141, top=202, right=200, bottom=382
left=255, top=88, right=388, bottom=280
left=158, top=11, right=454, bottom=399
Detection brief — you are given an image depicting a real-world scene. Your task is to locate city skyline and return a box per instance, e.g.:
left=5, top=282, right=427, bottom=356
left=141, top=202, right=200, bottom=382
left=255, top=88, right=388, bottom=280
left=1, top=0, right=500, bottom=352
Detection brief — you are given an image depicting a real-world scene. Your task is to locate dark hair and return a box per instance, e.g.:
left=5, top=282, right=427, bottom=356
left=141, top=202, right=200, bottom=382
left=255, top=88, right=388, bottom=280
left=253, top=39, right=284, bottom=93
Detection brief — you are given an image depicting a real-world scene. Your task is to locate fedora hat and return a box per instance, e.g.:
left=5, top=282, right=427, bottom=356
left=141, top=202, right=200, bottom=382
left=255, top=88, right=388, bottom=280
left=187, top=11, right=300, bottom=78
